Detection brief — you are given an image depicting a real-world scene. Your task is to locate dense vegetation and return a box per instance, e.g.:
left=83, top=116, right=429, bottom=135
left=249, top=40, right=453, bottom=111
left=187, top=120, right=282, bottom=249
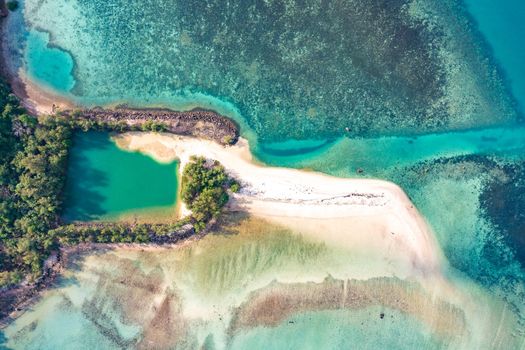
left=0, top=81, right=238, bottom=289
left=182, top=156, right=239, bottom=230
left=67, top=110, right=169, bottom=133
left=0, top=81, right=71, bottom=287
left=49, top=222, right=188, bottom=245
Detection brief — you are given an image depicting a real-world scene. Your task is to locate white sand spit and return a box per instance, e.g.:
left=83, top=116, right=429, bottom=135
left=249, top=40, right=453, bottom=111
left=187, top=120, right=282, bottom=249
left=115, top=132, right=445, bottom=280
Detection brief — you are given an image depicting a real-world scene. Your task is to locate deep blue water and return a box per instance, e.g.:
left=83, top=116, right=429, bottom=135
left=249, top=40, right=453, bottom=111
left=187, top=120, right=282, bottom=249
left=464, top=0, right=525, bottom=111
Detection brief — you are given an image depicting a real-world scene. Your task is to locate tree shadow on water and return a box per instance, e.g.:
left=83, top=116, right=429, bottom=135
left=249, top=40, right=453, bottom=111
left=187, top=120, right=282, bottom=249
left=210, top=211, right=250, bottom=236
left=63, top=132, right=112, bottom=222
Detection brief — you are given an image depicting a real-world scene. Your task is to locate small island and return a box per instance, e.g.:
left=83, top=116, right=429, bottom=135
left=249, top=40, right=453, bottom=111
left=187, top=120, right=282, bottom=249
left=0, top=80, right=240, bottom=320
left=0, top=75, right=444, bottom=326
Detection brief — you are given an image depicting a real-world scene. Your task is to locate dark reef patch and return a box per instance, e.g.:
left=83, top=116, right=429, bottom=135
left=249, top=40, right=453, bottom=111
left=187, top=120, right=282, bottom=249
left=480, top=160, right=525, bottom=267
left=394, top=154, right=525, bottom=324
left=228, top=277, right=465, bottom=342
left=260, top=139, right=336, bottom=157
left=44, top=0, right=518, bottom=141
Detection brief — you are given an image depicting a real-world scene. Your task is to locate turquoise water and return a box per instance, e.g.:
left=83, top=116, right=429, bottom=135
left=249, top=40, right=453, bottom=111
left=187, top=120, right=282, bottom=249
left=1, top=295, right=124, bottom=350
left=5, top=0, right=520, bottom=140
left=464, top=0, right=525, bottom=111
left=24, top=29, right=75, bottom=93
left=230, top=309, right=443, bottom=350
left=2, top=0, right=525, bottom=348
left=63, top=132, right=178, bottom=222
left=254, top=126, right=525, bottom=177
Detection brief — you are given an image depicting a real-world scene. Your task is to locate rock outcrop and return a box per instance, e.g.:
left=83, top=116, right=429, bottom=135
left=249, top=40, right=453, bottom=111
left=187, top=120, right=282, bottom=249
left=71, top=107, right=239, bottom=145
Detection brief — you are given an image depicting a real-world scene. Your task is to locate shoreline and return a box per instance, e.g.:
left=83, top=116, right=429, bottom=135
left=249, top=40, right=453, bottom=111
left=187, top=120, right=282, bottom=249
left=0, top=233, right=209, bottom=327
left=2, top=8, right=443, bottom=330
left=116, top=132, right=445, bottom=278
left=0, top=7, right=76, bottom=115
left=12, top=72, right=77, bottom=114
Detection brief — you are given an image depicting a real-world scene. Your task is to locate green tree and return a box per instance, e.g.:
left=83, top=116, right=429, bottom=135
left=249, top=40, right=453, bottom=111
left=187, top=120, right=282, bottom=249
left=181, top=156, right=237, bottom=228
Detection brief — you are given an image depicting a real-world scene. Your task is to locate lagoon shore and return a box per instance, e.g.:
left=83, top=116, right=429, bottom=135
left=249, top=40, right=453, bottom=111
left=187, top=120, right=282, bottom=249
left=116, top=132, right=445, bottom=279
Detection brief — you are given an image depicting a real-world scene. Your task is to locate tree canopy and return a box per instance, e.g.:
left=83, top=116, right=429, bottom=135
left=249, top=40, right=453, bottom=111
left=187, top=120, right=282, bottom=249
left=181, top=156, right=238, bottom=228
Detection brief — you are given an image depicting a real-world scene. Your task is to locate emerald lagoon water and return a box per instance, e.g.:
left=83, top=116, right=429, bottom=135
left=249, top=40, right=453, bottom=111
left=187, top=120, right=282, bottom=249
left=63, top=132, right=178, bottom=222
left=3, top=0, right=525, bottom=348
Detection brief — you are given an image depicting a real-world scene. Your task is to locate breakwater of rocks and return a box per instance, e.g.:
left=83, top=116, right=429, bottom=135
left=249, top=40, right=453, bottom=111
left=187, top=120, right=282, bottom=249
left=69, top=107, right=239, bottom=145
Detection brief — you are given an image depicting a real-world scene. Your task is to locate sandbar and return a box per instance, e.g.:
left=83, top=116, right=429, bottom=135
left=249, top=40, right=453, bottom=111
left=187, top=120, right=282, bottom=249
left=115, top=132, right=444, bottom=280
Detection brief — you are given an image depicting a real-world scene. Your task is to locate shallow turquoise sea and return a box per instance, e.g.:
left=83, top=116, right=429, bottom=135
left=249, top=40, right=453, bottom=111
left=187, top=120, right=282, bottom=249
left=2, top=0, right=525, bottom=348
left=230, top=309, right=444, bottom=350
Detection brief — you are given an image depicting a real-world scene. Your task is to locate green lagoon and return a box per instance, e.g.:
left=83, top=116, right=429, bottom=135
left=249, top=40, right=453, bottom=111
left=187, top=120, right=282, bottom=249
left=63, top=132, right=178, bottom=222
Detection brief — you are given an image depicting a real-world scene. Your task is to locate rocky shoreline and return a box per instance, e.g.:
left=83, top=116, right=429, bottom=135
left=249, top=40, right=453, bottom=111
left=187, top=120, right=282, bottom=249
left=68, top=107, right=240, bottom=145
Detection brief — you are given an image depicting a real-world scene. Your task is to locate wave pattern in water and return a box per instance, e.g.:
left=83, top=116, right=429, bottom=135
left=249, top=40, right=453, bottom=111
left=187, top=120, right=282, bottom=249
left=3, top=216, right=521, bottom=349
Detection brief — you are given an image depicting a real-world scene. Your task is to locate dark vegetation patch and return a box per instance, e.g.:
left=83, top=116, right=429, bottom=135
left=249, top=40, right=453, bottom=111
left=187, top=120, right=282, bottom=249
left=181, top=156, right=239, bottom=230
left=7, top=1, right=19, bottom=12
left=480, top=161, right=525, bottom=266
left=0, top=81, right=71, bottom=286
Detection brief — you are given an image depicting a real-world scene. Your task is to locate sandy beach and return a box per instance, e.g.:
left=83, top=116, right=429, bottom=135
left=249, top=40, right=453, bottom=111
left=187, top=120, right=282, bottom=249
left=12, top=72, right=76, bottom=114
left=115, top=132, right=445, bottom=280
left=0, top=8, right=76, bottom=115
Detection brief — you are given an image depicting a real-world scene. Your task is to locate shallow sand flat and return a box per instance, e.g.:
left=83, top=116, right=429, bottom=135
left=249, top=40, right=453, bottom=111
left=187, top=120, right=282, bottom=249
left=4, top=217, right=521, bottom=349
